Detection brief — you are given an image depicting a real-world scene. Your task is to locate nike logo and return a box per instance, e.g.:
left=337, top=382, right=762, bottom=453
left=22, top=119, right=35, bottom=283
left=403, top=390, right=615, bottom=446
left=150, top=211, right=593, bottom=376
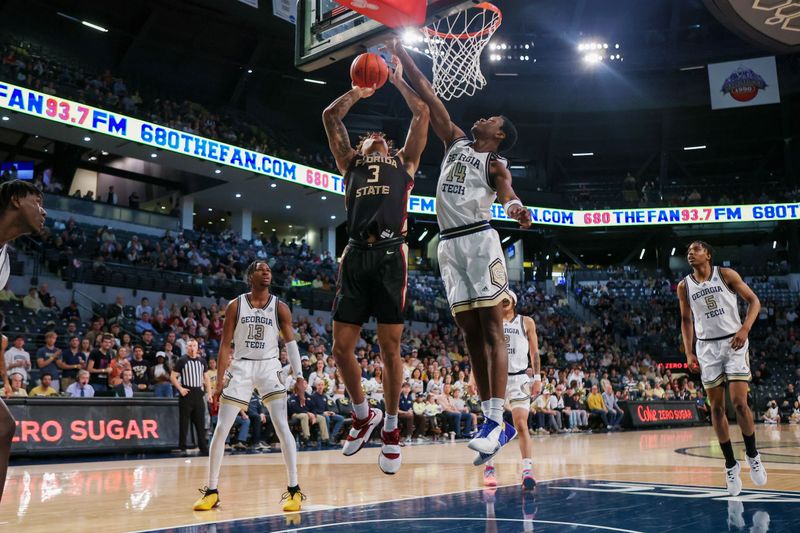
left=386, top=251, right=395, bottom=255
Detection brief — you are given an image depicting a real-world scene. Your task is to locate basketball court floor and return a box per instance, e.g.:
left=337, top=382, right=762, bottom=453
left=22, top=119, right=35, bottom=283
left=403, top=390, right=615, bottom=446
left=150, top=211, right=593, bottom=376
left=2, top=425, right=798, bottom=532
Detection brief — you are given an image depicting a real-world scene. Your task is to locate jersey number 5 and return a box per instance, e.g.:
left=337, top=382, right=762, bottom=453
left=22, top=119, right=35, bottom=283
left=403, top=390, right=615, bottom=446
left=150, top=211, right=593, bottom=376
left=248, top=324, right=265, bottom=341
left=367, top=165, right=380, bottom=183
left=704, top=295, right=717, bottom=311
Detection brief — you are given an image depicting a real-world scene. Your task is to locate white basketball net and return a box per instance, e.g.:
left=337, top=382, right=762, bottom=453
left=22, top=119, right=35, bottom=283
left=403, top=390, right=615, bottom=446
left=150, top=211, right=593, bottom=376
left=422, top=3, right=501, bottom=101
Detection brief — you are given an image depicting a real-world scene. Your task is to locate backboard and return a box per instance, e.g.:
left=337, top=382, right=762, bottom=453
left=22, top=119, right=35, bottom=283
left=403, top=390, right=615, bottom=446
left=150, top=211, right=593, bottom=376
left=295, top=0, right=474, bottom=72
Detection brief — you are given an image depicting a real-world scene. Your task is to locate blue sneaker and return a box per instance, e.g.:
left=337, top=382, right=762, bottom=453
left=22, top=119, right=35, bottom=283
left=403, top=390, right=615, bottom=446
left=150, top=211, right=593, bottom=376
left=470, top=421, right=517, bottom=464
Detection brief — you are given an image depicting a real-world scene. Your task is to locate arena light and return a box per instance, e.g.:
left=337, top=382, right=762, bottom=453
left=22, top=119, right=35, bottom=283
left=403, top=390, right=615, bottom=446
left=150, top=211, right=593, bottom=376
left=81, top=20, right=109, bottom=33
left=150, top=153, right=157, bottom=158
left=83, top=136, right=91, bottom=142
left=214, top=169, right=222, bottom=174
left=683, top=145, right=706, bottom=151
left=1, top=116, right=9, bottom=121
left=501, top=235, right=512, bottom=244
left=235, top=193, right=241, bottom=198
left=639, top=248, right=646, bottom=260
left=100, top=150, right=109, bottom=156
left=285, top=204, right=291, bottom=209
left=671, top=247, right=676, bottom=256
left=263, top=219, right=268, bottom=223
left=545, top=254, right=550, bottom=260
left=572, top=152, right=594, bottom=157
left=208, top=208, right=213, bottom=211
left=247, top=69, right=253, bottom=74
left=303, top=78, right=326, bottom=85
left=321, top=195, right=327, bottom=200
left=88, top=156, right=97, bottom=161
left=330, top=215, right=336, bottom=220
left=270, top=183, right=277, bottom=188
left=773, top=240, right=777, bottom=249
left=418, top=229, right=429, bottom=242
left=679, top=65, right=705, bottom=71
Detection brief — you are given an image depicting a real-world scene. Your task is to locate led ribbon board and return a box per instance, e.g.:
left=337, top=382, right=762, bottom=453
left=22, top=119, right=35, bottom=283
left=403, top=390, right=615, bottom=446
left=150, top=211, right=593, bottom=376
left=1, top=81, right=795, bottom=228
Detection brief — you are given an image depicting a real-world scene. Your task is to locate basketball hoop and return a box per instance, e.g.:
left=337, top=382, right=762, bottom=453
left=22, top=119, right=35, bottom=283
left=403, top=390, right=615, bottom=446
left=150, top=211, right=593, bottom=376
left=420, top=2, right=501, bottom=101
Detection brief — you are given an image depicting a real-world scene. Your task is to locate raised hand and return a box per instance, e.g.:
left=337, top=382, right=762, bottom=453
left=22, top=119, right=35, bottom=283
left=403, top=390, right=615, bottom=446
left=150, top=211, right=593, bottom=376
left=352, top=84, right=376, bottom=99
left=388, top=56, right=404, bottom=86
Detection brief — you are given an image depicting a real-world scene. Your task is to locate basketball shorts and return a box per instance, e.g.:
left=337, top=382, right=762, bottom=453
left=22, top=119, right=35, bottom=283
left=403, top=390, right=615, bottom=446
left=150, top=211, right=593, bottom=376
left=696, top=338, right=751, bottom=388
left=220, top=357, right=285, bottom=408
left=438, top=224, right=508, bottom=315
left=332, top=238, right=408, bottom=325
left=506, top=373, right=531, bottom=410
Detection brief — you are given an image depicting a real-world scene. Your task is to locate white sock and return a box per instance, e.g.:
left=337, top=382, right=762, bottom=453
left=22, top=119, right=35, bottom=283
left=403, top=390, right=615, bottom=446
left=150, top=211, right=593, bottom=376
left=265, top=397, right=298, bottom=487
left=488, top=398, right=505, bottom=424
left=384, top=414, right=398, bottom=432
left=208, top=403, right=240, bottom=490
left=485, top=458, right=494, bottom=468
left=481, top=400, right=491, bottom=419
left=353, top=400, right=369, bottom=420
left=522, top=458, right=532, bottom=471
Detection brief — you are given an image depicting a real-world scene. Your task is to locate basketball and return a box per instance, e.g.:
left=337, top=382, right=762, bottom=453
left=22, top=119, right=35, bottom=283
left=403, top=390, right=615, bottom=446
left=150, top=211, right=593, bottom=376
left=350, top=52, right=389, bottom=90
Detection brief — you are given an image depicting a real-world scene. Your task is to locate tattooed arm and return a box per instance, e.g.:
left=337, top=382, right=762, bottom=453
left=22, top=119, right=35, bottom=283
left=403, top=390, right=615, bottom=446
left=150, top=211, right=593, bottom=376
left=322, top=86, right=375, bottom=174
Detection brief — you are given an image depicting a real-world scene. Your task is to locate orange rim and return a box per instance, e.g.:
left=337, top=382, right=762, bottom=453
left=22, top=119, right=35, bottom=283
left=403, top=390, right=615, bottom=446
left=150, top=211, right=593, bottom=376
left=421, top=2, right=502, bottom=40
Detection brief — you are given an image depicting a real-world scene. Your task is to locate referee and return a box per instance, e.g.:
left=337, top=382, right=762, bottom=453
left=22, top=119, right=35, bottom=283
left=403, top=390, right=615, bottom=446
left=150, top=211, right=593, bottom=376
left=171, top=338, right=211, bottom=455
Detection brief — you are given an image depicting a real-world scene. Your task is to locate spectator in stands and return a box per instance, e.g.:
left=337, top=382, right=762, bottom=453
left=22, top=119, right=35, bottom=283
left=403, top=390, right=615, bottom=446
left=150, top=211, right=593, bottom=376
left=9, top=374, right=26, bottom=397
left=114, top=369, right=135, bottom=398
left=152, top=353, right=173, bottom=397
left=309, top=380, right=342, bottom=445
left=38, top=283, right=51, bottom=306
left=0, top=283, right=19, bottom=302
left=423, top=393, right=443, bottom=439
left=140, top=330, right=157, bottom=363
left=136, top=297, right=152, bottom=320
left=136, top=312, right=157, bottom=334
left=246, top=392, right=269, bottom=451
left=108, top=347, right=132, bottom=387
left=790, top=401, right=800, bottom=425
left=437, top=384, right=472, bottom=439
left=602, top=384, right=624, bottom=430
left=61, top=336, right=85, bottom=390
left=29, top=373, right=58, bottom=396
left=65, top=370, right=94, bottom=398
left=307, top=359, right=328, bottom=390
left=106, top=186, right=118, bottom=205
left=287, top=378, right=329, bottom=446
left=763, top=400, right=780, bottom=424
left=587, top=385, right=611, bottom=428
left=23, top=286, right=43, bottom=313
left=36, top=331, right=63, bottom=392
left=533, top=390, right=561, bottom=434
left=412, top=393, right=429, bottom=441
left=4, top=335, right=31, bottom=385
left=130, top=345, right=151, bottom=391
left=565, top=390, right=589, bottom=430
left=88, top=333, right=114, bottom=392
left=398, top=382, right=415, bottom=443
left=128, top=192, right=140, bottom=209
left=695, top=390, right=709, bottom=423
left=60, top=300, right=81, bottom=323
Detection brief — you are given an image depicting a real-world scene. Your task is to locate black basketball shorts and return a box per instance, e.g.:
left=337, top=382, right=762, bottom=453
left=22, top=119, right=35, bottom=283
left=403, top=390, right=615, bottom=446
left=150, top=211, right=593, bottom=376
left=332, top=238, right=408, bottom=325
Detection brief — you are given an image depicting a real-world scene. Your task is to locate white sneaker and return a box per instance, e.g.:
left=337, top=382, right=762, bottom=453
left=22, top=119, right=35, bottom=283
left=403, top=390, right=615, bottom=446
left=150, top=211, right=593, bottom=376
left=468, top=419, right=504, bottom=455
left=746, top=453, right=768, bottom=486
left=725, top=462, right=742, bottom=496
left=342, top=408, right=383, bottom=456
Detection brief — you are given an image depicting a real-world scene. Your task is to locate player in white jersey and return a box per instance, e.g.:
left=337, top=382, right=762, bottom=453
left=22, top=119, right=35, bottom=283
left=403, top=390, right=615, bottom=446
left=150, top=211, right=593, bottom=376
left=480, top=291, right=540, bottom=490
left=391, top=40, right=532, bottom=463
left=677, top=241, right=767, bottom=496
left=0, top=179, right=46, bottom=503
left=193, top=261, right=305, bottom=512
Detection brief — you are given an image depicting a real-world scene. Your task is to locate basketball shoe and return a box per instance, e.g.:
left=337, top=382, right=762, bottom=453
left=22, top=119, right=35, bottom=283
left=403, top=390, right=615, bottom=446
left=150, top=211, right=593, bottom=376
left=281, top=486, right=306, bottom=512
left=379, top=428, right=402, bottom=475
left=746, top=453, right=768, bottom=486
left=192, top=486, right=220, bottom=511
left=483, top=465, right=497, bottom=486
left=471, top=420, right=517, bottom=465
left=522, top=468, right=536, bottom=490
left=342, top=408, right=383, bottom=456
left=725, top=461, right=742, bottom=496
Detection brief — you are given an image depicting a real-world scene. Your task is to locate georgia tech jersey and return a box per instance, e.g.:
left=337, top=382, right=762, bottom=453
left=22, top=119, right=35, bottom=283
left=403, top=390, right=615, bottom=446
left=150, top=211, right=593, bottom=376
left=504, top=314, right=530, bottom=373
left=436, top=137, right=508, bottom=231
left=685, top=266, right=743, bottom=340
left=232, top=294, right=280, bottom=360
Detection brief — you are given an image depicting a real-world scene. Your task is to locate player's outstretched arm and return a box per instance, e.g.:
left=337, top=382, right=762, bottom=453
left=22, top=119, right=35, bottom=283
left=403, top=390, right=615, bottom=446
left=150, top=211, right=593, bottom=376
left=389, top=60, right=429, bottom=176
left=387, top=39, right=464, bottom=146
left=677, top=280, right=699, bottom=372
left=322, top=87, right=375, bottom=174
left=493, top=161, right=532, bottom=228
left=720, top=267, right=761, bottom=350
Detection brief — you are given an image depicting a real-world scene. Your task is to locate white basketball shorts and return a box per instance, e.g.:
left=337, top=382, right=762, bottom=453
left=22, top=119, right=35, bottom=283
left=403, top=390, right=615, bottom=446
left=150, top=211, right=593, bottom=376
left=506, top=373, right=531, bottom=410
left=220, top=358, right=286, bottom=408
left=697, top=338, right=751, bottom=388
left=438, top=226, right=508, bottom=315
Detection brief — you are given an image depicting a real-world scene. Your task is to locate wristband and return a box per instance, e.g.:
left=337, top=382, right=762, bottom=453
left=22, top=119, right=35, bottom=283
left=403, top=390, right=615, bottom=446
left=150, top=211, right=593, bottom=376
left=503, top=199, right=523, bottom=214
left=532, top=374, right=541, bottom=382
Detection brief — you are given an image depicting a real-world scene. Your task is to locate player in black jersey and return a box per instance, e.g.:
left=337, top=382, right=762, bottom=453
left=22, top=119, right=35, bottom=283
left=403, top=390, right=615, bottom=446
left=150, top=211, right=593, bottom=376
left=0, top=179, right=46, bottom=503
left=323, top=58, right=428, bottom=474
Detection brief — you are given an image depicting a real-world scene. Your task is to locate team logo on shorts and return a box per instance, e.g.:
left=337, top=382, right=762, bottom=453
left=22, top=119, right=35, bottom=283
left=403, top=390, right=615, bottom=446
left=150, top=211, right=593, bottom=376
left=489, top=259, right=507, bottom=289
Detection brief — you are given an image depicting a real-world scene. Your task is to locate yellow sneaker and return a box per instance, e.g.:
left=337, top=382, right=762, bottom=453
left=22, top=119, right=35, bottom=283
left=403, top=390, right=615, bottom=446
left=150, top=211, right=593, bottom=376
left=281, top=489, right=306, bottom=512
left=192, top=487, right=220, bottom=511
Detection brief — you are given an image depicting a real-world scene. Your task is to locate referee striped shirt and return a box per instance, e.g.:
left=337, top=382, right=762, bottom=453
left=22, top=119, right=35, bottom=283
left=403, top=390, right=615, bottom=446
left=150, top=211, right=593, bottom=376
left=174, top=356, right=207, bottom=389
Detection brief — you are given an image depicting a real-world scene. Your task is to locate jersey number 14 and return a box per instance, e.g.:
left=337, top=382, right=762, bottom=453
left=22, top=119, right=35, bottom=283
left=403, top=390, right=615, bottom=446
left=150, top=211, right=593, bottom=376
left=445, top=162, right=467, bottom=183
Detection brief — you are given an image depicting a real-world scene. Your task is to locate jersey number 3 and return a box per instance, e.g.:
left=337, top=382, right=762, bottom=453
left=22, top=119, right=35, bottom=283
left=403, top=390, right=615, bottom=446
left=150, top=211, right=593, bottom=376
left=367, top=165, right=380, bottom=183
left=248, top=324, right=265, bottom=341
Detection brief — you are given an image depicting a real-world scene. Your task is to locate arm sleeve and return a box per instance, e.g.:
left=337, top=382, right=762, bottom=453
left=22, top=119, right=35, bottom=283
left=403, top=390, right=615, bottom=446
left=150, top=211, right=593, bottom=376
left=285, top=340, right=302, bottom=377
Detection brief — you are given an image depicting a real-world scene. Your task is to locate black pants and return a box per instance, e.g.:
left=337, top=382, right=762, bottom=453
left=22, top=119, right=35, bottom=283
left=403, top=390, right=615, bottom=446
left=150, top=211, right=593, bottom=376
left=179, top=388, right=209, bottom=453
